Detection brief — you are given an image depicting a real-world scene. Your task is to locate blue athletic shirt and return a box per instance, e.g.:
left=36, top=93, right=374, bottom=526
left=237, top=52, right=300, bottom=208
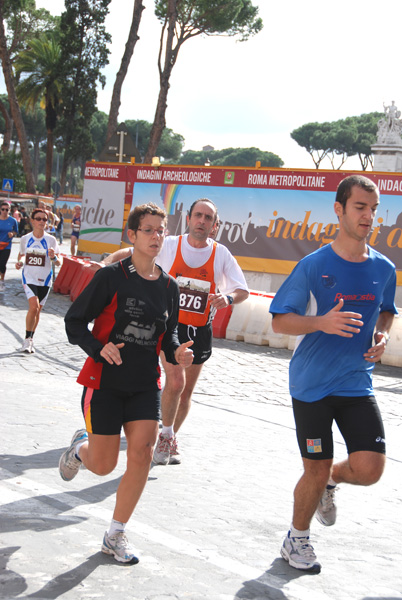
left=269, top=244, right=397, bottom=402
left=0, top=216, right=18, bottom=250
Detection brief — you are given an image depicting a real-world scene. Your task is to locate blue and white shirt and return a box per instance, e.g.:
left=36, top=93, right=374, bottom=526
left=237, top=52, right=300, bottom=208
left=270, top=244, right=397, bottom=402
left=19, top=232, right=59, bottom=287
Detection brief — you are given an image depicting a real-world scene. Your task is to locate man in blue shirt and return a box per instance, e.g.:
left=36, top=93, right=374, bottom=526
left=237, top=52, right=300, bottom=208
left=270, top=175, right=397, bottom=573
left=0, top=201, right=18, bottom=292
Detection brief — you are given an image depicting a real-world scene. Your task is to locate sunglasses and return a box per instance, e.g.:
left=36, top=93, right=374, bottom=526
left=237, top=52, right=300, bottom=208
left=33, top=217, right=48, bottom=222
left=1, top=208, right=10, bottom=212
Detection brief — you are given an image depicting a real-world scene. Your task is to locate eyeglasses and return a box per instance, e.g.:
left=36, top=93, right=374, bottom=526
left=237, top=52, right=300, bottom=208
left=137, top=227, right=165, bottom=237
left=33, top=217, right=48, bottom=222
left=1, top=208, right=10, bottom=212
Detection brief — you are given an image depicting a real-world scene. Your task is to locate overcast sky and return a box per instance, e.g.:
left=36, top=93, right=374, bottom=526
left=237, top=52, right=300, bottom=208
left=11, top=1, right=402, bottom=169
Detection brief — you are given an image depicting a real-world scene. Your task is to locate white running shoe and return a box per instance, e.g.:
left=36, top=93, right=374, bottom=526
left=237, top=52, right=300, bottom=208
left=153, top=433, right=174, bottom=465
left=169, top=436, right=181, bottom=465
left=59, top=429, right=87, bottom=481
left=101, top=531, right=139, bottom=564
left=0, top=281, right=5, bottom=292
left=280, top=531, right=321, bottom=573
left=20, top=338, right=34, bottom=353
left=316, top=485, right=337, bottom=526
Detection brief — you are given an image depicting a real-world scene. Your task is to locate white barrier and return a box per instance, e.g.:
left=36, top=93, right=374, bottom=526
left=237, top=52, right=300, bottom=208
left=242, top=294, right=273, bottom=345
left=226, top=291, right=289, bottom=348
left=381, top=314, right=402, bottom=367
left=225, top=291, right=401, bottom=368
left=225, top=297, right=253, bottom=341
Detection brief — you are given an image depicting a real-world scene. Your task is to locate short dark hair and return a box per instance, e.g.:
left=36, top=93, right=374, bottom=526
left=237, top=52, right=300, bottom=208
left=188, top=198, right=218, bottom=223
left=31, top=208, right=48, bottom=220
left=1, top=201, right=10, bottom=209
left=127, top=203, right=166, bottom=231
left=335, top=175, right=378, bottom=209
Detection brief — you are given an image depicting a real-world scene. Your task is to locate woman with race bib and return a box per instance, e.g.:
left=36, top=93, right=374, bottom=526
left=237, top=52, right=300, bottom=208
left=16, top=208, right=60, bottom=354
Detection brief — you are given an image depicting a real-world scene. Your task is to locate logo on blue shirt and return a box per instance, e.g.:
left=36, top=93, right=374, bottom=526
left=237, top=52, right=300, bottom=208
left=321, top=274, right=336, bottom=289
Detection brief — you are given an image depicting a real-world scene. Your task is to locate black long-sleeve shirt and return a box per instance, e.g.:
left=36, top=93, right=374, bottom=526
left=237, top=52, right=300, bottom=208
left=64, top=257, right=180, bottom=392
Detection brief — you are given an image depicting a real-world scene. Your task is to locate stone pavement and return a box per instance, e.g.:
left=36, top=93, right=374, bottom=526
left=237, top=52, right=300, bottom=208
left=1, top=240, right=402, bottom=600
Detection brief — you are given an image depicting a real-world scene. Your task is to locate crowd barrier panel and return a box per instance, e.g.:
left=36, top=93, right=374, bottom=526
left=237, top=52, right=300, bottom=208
left=225, top=290, right=289, bottom=347
left=69, top=262, right=102, bottom=302
left=265, top=317, right=289, bottom=348
left=212, top=305, right=233, bottom=338
left=53, top=255, right=86, bottom=295
left=242, top=293, right=275, bottom=345
left=225, top=295, right=254, bottom=341
left=381, top=313, right=402, bottom=367
left=53, top=254, right=71, bottom=294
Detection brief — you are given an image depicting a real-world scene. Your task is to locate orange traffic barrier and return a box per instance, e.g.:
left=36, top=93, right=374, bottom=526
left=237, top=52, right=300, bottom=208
left=69, top=262, right=102, bottom=302
left=212, top=305, right=233, bottom=338
left=53, top=254, right=71, bottom=294
left=53, top=256, right=85, bottom=295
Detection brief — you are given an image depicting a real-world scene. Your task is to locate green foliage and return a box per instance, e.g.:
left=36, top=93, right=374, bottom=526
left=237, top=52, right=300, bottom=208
left=179, top=147, right=283, bottom=167
left=0, top=151, right=26, bottom=192
left=57, top=0, right=111, bottom=163
left=0, top=94, right=10, bottom=133
left=0, top=93, right=46, bottom=147
left=90, top=110, right=109, bottom=158
left=345, top=113, right=383, bottom=169
left=154, top=0, right=263, bottom=41
left=125, top=119, right=184, bottom=162
left=14, top=32, right=62, bottom=129
left=22, top=103, right=46, bottom=144
left=3, top=1, right=58, bottom=60
left=291, top=113, right=383, bottom=170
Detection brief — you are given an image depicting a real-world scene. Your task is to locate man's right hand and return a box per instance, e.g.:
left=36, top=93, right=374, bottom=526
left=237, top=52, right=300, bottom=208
left=320, top=298, right=363, bottom=337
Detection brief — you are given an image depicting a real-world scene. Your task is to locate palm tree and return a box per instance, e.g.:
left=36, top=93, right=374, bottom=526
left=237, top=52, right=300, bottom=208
left=14, top=32, right=62, bottom=195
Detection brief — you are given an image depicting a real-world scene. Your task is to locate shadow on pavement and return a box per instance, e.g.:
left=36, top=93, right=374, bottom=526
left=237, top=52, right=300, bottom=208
left=1, top=437, right=128, bottom=478
left=1, top=449, right=67, bottom=478
left=0, top=546, right=28, bottom=597
left=25, top=553, right=117, bottom=599
left=0, top=476, right=129, bottom=536
left=2, top=549, right=116, bottom=600
left=235, top=558, right=319, bottom=599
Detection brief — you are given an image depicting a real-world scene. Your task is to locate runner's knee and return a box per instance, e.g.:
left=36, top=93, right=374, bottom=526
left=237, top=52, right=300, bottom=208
left=127, top=443, right=154, bottom=468
left=165, top=372, right=185, bottom=395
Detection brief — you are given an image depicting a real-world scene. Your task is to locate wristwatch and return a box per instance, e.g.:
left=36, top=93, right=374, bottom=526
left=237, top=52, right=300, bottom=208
left=226, top=295, right=234, bottom=305
left=376, top=331, right=390, bottom=344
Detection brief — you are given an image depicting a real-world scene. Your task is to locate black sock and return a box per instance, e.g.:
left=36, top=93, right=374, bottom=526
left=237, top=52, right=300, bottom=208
left=26, top=331, right=34, bottom=339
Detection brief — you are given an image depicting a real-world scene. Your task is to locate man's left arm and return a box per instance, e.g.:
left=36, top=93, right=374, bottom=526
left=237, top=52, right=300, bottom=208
left=364, top=310, right=395, bottom=363
left=209, top=246, right=249, bottom=309
left=209, top=287, right=249, bottom=310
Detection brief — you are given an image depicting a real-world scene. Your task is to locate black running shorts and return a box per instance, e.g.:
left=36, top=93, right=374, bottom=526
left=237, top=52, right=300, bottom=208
left=81, top=387, right=161, bottom=435
left=292, top=395, right=386, bottom=460
left=178, top=322, right=212, bottom=364
left=26, top=283, right=50, bottom=304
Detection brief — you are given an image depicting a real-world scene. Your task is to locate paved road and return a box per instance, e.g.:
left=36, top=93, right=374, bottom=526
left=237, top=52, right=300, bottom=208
left=1, top=240, right=401, bottom=600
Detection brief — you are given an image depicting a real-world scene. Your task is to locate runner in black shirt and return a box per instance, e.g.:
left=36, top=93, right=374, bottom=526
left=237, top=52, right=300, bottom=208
left=59, top=203, right=193, bottom=564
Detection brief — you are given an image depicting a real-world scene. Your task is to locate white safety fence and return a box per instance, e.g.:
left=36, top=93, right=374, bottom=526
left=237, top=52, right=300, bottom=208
left=225, top=290, right=402, bottom=367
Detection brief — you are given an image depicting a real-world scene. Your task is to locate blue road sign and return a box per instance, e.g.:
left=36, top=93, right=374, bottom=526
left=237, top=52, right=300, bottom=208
left=2, top=178, right=14, bottom=192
